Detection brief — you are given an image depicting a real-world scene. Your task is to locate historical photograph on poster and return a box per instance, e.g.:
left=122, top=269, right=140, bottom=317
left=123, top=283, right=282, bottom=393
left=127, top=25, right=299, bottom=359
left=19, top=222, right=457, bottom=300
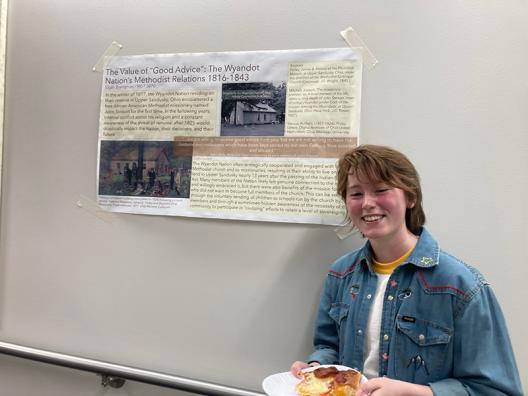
left=220, top=82, right=286, bottom=137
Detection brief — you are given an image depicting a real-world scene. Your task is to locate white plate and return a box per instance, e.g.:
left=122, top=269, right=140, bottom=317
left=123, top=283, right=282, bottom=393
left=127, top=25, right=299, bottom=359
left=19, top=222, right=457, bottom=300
left=262, top=364, right=367, bottom=396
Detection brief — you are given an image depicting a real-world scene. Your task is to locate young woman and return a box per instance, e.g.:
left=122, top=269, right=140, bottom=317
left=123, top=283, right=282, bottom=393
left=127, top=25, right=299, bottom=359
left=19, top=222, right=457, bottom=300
left=291, top=145, right=522, bottom=395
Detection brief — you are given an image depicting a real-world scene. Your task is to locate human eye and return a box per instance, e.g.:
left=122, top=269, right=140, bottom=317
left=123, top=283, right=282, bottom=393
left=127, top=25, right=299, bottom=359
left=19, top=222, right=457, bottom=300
left=347, top=191, right=363, bottom=198
left=375, top=186, right=391, bottom=193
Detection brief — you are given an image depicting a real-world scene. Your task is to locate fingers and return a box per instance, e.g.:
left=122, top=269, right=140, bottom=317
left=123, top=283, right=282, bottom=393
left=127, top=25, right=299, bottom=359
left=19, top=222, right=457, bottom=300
left=356, top=377, right=384, bottom=396
left=290, top=361, right=310, bottom=378
left=290, top=361, right=321, bottom=378
left=358, top=377, right=421, bottom=396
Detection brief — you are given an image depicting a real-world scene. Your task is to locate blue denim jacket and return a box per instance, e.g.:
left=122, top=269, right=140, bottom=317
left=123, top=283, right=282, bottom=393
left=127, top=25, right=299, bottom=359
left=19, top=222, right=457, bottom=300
left=308, top=228, right=523, bottom=395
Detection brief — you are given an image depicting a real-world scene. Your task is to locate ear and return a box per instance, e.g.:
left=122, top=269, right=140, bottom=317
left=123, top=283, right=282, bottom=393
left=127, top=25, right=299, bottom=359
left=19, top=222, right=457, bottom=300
left=407, top=198, right=416, bottom=209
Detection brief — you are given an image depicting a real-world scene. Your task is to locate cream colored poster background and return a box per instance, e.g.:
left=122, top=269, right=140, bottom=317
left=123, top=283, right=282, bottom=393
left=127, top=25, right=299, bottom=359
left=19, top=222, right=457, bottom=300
left=97, top=48, right=362, bottom=224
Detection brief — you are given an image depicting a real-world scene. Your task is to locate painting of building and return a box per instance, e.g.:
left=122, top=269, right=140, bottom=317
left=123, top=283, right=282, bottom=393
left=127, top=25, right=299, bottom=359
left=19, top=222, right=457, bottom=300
left=110, top=146, right=170, bottom=177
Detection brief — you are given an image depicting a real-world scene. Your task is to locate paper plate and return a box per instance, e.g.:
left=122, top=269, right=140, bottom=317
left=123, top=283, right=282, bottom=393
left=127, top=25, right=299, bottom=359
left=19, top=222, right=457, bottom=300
left=262, top=364, right=367, bottom=396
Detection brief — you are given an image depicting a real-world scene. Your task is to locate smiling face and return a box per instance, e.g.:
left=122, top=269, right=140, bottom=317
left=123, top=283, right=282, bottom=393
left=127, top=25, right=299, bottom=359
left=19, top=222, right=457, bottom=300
left=346, top=173, right=413, bottom=243
left=337, top=145, right=426, bottom=235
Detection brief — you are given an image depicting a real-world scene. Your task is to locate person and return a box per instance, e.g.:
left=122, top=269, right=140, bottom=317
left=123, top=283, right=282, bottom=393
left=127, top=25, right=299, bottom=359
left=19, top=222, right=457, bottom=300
left=170, top=168, right=176, bottom=191
left=290, top=145, right=522, bottom=395
left=147, top=168, right=156, bottom=191
left=155, top=179, right=164, bottom=196
left=124, top=163, right=132, bottom=186
left=131, top=162, right=138, bottom=184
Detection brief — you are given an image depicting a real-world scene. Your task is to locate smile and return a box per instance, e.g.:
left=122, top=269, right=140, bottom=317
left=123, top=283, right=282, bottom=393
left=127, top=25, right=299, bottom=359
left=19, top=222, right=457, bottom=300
left=362, top=215, right=384, bottom=222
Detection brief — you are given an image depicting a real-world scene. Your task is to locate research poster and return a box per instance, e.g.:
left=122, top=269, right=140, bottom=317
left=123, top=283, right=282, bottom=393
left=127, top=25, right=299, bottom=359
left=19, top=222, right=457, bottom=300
left=97, top=48, right=362, bottom=224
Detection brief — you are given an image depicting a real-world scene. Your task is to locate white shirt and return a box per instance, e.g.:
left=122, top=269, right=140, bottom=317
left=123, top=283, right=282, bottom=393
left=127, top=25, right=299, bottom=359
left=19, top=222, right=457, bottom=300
left=362, top=273, right=390, bottom=379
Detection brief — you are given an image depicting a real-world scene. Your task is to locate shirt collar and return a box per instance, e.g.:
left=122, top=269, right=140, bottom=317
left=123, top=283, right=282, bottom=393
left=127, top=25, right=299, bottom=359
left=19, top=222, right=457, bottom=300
left=358, top=227, right=439, bottom=269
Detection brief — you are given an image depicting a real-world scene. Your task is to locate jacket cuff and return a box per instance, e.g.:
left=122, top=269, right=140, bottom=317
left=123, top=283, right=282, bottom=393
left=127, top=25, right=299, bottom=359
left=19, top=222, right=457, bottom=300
left=307, top=348, right=337, bottom=365
left=429, top=378, right=467, bottom=396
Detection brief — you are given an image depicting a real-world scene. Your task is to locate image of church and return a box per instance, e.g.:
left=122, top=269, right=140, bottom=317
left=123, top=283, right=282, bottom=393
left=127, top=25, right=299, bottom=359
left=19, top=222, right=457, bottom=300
left=227, top=101, right=278, bottom=125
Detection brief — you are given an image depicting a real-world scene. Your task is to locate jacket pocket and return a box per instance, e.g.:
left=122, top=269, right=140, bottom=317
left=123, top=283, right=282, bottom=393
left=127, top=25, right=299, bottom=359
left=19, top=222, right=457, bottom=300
left=329, top=302, right=349, bottom=325
left=393, top=315, right=452, bottom=383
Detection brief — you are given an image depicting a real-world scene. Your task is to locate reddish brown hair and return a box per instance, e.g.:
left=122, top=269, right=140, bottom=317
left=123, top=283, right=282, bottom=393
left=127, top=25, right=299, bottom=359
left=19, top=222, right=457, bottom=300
left=337, top=145, right=426, bottom=233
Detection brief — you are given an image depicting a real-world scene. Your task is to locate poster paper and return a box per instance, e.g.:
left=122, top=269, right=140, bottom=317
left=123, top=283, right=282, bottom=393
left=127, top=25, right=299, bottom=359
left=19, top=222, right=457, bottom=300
left=97, top=48, right=362, bottom=224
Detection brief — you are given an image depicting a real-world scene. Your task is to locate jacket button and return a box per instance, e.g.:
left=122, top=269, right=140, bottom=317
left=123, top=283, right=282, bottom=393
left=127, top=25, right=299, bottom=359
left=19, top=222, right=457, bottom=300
left=418, top=334, right=425, bottom=343
left=367, top=294, right=372, bottom=299
left=357, top=329, right=363, bottom=335
left=383, top=334, right=389, bottom=341
left=387, top=295, right=394, bottom=301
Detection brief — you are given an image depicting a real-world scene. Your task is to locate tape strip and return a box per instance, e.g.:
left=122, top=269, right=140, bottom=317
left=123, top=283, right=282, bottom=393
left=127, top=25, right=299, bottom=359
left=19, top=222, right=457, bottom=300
left=92, top=41, right=123, bottom=72
left=334, top=223, right=357, bottom=240
left=340, top=27, right=378, bottom=70
left=76, top=195, right=116, bottom=223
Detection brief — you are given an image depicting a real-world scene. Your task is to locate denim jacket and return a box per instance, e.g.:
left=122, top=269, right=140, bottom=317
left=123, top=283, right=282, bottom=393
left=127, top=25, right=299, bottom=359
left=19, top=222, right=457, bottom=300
left=308, top=228, right=523, bottom=395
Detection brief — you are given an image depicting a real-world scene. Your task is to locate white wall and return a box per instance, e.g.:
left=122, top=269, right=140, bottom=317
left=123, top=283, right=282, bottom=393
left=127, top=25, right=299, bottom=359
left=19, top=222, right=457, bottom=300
left=0, top=0, right=526, bottom=394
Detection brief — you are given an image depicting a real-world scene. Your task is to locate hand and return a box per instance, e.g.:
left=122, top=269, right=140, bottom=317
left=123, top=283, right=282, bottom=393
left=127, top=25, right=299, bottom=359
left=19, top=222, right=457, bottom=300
left=290, top=361, right=320, bottom=378
left=356, top=377, right=433, bottom=396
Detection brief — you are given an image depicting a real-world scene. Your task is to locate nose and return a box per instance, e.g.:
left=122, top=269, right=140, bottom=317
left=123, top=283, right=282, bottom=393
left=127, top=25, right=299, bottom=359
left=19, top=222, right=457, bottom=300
left=362, top=193, right=375, bottom=209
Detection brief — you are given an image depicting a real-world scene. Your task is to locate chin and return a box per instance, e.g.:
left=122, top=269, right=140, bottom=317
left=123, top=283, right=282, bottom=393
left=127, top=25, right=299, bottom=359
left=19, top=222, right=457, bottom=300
left=358, top=227, right=388, bottom=240
left=362, top=232, right=384, bottom=240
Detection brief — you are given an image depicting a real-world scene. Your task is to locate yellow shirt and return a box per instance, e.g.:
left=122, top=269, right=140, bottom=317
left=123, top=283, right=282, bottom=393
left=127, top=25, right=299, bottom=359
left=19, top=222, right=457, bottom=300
left=372, top=244, right=415, bottom=275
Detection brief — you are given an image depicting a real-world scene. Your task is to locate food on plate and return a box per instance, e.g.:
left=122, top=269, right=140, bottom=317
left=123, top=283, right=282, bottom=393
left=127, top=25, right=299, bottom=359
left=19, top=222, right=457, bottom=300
left=296, top=366, right=362, bottom=396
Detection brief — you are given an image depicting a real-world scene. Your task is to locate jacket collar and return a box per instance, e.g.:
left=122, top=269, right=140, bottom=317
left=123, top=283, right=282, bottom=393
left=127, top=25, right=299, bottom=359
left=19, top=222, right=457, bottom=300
left=358, top=227, right=439, bottom=269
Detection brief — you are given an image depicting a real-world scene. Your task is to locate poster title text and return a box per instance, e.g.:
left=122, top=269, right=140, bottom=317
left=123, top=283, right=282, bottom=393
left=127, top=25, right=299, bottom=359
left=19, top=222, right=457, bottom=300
left=104, top=64, right=261, bottom=86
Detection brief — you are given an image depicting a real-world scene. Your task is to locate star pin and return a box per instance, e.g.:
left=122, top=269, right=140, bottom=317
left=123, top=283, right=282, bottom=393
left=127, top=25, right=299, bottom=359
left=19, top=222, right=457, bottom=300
left=420, top=257, right=433, bottom=265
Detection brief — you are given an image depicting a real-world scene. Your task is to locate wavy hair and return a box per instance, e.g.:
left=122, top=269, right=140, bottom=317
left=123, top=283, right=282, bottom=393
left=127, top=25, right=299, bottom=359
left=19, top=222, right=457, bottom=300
left=337, top=145, right=426, bottom=234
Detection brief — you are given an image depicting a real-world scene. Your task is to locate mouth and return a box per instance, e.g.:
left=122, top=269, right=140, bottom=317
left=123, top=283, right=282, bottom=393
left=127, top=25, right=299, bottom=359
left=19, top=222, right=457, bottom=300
left=362, top=214, right=384, bottom=223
